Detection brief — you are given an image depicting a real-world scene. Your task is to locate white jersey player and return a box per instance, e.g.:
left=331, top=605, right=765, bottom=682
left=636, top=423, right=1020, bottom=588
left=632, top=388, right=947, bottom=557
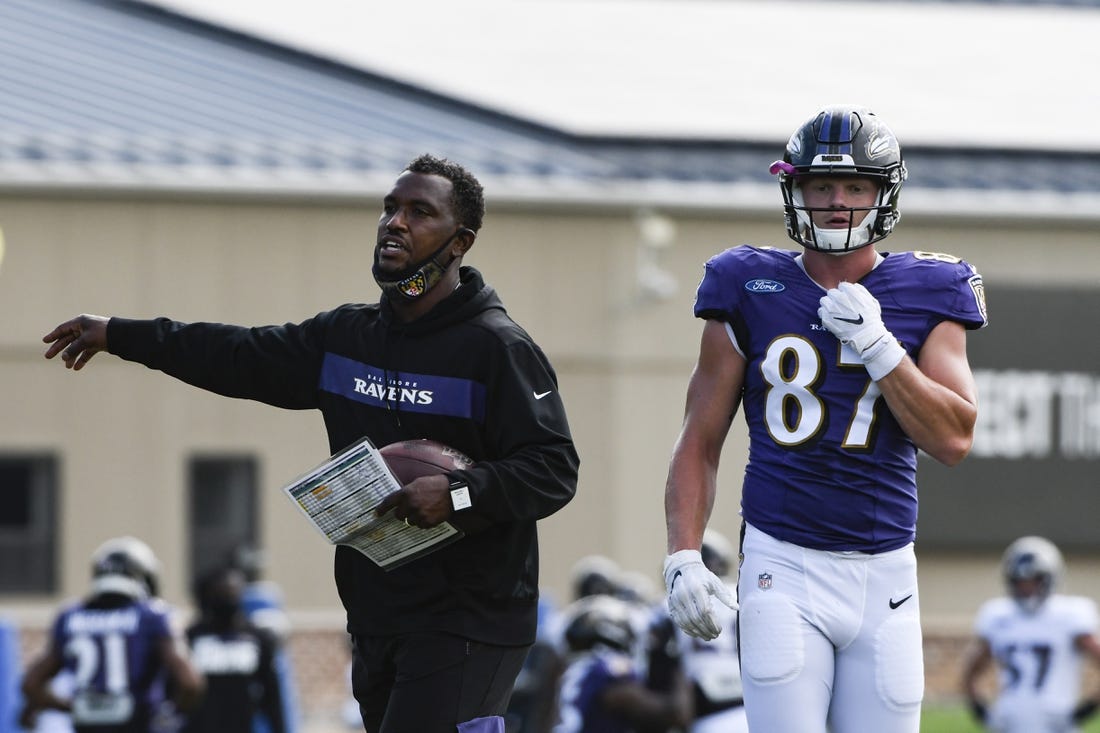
left=962, top=536, right=1100, bottom=733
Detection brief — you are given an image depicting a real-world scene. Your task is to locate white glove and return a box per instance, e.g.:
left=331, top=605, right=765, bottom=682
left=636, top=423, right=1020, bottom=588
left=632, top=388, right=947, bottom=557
left=818, top=281, right=906, bottom=381
left=663, top=549, right=738, bottom=640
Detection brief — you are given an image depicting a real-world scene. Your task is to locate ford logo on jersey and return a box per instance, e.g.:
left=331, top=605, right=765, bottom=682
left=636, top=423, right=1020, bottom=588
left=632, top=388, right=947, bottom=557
left=745, top=279, right=785, bottom=293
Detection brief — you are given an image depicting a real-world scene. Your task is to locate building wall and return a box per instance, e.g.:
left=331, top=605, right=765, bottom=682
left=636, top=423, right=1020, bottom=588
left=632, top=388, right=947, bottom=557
left=2, top=190, right=1100, bottom=636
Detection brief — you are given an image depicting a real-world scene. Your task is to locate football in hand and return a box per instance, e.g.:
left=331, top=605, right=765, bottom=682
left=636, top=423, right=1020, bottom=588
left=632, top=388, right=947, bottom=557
left=379, top=439, right=474, bottom=484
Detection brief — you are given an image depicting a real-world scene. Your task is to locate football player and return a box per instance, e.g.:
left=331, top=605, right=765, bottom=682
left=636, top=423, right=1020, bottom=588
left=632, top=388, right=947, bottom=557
left=553, top=595, right=690, bottom=733
left=181, top=566, right=285, bottom=733
left=663, top=104, right=987, bottom=732
left=962, top=536, right=1100, bottom=732
left=20, top=537, right=204, bottom=733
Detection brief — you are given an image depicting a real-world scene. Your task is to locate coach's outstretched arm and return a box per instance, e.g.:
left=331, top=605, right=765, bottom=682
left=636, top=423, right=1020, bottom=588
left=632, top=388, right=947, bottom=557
left=43, top=314, right=110, bottom=369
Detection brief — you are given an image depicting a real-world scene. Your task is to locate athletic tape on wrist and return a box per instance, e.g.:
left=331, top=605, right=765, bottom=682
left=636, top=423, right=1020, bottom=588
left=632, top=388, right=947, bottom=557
left=862, top=334, right=906, bottom=381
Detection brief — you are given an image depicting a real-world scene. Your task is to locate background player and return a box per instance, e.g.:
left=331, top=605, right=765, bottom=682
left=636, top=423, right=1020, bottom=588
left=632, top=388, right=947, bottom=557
left=552, top=595, right=691, bottom=733
left=662, top=104, right=987, bottom=732
left=181, top=565, right=286, bottom=733
left=19, top=537, right=204, bottom=732
left=647, top=530, right=745, bottom=733
left=962, top=536, right=1100, bottom=732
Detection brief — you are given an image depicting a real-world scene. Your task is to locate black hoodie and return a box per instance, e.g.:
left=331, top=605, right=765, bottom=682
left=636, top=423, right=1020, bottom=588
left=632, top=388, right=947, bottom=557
left=107, top=266, right=579, bottom=645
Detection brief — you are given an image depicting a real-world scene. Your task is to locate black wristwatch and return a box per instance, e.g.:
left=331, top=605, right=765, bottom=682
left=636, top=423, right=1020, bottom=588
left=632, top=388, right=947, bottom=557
left=448, top=479, right=472, bottom=511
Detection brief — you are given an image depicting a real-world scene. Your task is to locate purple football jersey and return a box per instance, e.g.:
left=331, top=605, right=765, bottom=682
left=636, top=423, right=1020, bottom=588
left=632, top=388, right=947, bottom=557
left=694, top=246, right=986, bottom=552
left=554, top=651, right=639, bottom=733
left=51, top=597, right=174, bottom=729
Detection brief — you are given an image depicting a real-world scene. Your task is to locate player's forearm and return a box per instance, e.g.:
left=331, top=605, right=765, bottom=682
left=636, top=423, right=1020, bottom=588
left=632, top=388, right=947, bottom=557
left=20, top=655, right=67, bottom=712
left=23, top=689, right=71, bottom=714
left=664, top=442, right=718, bottom=552
left=878, top=358, right=976, bottom=465
left=962, top=671, right=984, bottom=701
left=164, top=645, right=205, bottom=712
left=611, top=683, right=693, bottom=730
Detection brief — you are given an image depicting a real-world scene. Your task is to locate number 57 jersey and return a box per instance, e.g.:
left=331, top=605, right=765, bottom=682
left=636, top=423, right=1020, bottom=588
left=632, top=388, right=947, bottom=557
left=975, top=594, right=1100, bottom=724
left=694, top=245, right=987, bottom=554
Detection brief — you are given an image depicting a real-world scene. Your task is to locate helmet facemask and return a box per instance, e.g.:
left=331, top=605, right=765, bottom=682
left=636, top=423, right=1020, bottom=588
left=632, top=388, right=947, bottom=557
left=562, top=595, right=637, bottom=655
left=772, top=105, right=907, bottom=254
left=1002, top=536, right=1063, bottom=615
left=779, top=166, right=904, bottom=254
left=1009, top=574, right=1052, bottom=614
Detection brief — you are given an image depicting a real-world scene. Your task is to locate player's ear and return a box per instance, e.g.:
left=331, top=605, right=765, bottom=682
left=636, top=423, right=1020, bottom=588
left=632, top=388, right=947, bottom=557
left=452, top=227, right=476, bottom=257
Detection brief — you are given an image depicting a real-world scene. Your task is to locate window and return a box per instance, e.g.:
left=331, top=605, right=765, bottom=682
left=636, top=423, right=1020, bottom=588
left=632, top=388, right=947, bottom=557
left=188, top=455, right=258, bottom=586
left=0, top=454, right=58, bottom=593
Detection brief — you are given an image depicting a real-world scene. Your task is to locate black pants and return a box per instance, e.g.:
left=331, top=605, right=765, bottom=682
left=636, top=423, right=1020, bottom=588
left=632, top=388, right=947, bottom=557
left=350, top=632, right=530, bottom=733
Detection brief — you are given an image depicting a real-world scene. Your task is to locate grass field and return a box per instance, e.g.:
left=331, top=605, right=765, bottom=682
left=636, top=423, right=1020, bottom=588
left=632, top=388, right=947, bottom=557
left=921, top=704, right=1100, bottom=732
left=920, top=705, right=987, bottom=732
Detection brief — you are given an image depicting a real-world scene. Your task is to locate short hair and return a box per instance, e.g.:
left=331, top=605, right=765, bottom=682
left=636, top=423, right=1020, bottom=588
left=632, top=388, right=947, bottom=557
left=405, top=154, right=485, bottom=232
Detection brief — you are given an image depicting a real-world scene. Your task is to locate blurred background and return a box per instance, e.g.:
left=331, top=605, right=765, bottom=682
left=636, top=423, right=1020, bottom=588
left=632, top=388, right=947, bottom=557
left=1, top=0, right=1099, bottom=729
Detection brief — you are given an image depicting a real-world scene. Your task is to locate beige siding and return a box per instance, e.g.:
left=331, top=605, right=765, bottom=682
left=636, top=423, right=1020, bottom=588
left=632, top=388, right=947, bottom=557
left=3, top=191, right=1100, bottom=632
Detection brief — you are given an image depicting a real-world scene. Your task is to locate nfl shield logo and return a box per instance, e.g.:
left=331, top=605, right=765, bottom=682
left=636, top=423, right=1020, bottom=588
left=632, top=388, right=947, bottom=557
left=758, top=572, right=772, bottom=590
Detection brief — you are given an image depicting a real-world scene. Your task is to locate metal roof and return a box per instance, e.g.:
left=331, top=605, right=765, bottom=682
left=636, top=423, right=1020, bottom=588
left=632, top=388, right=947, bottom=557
left=1, top=0, right=1098, bottom=217
left=0, top=0, right=616, bottom=190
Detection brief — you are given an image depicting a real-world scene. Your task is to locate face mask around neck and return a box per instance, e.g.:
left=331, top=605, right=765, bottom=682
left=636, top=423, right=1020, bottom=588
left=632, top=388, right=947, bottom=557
left=372, top=228, right=467, bottom=301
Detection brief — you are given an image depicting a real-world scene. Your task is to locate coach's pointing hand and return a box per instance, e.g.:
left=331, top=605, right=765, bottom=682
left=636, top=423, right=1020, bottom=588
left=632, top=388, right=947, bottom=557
left=43, top=314, right=110, bottom=370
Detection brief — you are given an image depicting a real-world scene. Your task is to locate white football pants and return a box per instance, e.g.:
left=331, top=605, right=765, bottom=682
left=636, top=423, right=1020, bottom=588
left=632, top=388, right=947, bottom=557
left=736, top=523, right=924, bottom=733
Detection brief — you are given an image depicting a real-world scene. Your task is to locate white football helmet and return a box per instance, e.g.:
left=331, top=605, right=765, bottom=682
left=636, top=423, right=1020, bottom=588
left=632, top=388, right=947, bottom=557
left=570, top=554, right=622, bottom=601
left=701, top=528, right=735, bottom=579
left=1002, top=535, right=1063, bottom=614
left=90, top=536, right=161, bottom=600
left=561, top=595, right=637, bottom=655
